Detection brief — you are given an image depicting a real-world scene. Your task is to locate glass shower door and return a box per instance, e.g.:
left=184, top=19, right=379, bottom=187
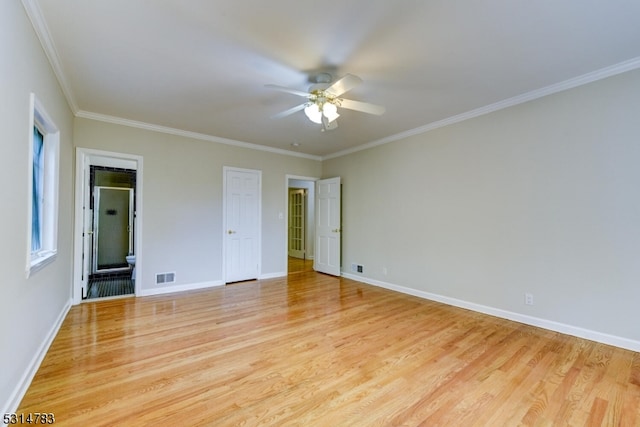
left=93, top=187, right=133, bottom=272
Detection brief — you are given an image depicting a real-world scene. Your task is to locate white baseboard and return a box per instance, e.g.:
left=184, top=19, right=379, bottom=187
left=4, top=299, right=72, bottom=413
left=259, top=271, right=287, bottom=280
left=342, top=273, right=640, bottom=353
left=138, top=280, right=224, bottom=297
left=139, top=273, right=290, bottom=297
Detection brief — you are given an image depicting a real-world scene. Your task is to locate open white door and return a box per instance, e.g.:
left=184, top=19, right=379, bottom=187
left=80, top=161, right=91, bottom=299
left=224, top=167, right=261, bottom=283
left=314, top=177, right=341, bottom=276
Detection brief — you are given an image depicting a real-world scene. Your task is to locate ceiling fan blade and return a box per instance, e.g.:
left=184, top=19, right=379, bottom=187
left=265, top=84, right=310, bottom=98
left=324, top=74, right=363, bottom=97
left=271, top=103, right=308, bottom=119
left=337, top=98, right=386, bottom=115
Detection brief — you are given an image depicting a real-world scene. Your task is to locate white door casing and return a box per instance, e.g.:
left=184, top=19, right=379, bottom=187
left=314, top=177, right=341, bottom=276
left=224, top=167, right=261, bottom=283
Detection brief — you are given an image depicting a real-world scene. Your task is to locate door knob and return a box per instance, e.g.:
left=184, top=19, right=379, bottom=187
left=332, top=228, right=341, bottom=233
left=228, top=230, right=236, bottom=234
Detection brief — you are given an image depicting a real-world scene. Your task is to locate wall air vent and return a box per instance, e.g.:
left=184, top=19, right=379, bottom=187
left=156, top=272, right=176, bottom=284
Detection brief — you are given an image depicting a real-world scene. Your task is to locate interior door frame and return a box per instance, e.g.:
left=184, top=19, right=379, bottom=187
left=73, top=148, right=143, bottom=304
left=285, top=175, right=318, bottom=270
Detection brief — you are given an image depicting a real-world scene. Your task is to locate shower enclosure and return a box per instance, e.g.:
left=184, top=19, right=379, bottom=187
left=93, top=186, right=134, bottom=272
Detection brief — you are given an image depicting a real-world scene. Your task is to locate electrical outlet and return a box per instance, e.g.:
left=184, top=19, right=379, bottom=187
left=357, top=264, right=363, bottom=273
left=525, top=293, right=534, bottom=305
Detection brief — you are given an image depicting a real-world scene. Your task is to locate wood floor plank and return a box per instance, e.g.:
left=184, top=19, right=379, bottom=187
left=18, top=265, right=640, bottom=426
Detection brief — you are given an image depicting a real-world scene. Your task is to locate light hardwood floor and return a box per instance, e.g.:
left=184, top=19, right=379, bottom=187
left=19, top=260, right=640, bottom=426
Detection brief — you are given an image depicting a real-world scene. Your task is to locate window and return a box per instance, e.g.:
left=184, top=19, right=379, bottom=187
left=32, top=126, right=44, bottom=252
left=27, top=93, right=59, bottom=277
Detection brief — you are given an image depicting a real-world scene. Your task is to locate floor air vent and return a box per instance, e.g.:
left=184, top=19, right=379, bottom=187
left=156, top=272, right=176, bottom=284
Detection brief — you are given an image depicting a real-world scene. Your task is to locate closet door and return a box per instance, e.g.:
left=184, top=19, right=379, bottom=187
left=224, top=167, right=261, bottom=283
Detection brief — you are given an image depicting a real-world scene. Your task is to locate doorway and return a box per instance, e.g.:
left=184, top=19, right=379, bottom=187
left=73, top=148, right=143, bottom=304
left=286, top=176, right=316, bottom=272
left=87, top=167, right=136, bottom=299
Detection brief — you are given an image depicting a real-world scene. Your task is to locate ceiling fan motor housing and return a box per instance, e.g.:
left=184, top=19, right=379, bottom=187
left=308, top=72, right=333, bottom=93
left=309, top=83, right=331, bottom=93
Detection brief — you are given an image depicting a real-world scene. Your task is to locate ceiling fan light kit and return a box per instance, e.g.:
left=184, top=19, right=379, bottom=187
left=304, top=98, right=340, bottom=124
left=267, top=73, right=385, bottom=131
left=303, top=103, right=323, bottom=124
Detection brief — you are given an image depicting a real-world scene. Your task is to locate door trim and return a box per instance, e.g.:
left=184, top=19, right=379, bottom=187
left=73, top=148, right=143, bottom=304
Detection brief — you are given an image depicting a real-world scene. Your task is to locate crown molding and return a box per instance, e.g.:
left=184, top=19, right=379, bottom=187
left=75, top=111, right=323, bottom=161
left=21, top=0, right=640, bottom=162
left=20, top=0, right=79, bottom=114
left=323, top=57, right=640, bottom=160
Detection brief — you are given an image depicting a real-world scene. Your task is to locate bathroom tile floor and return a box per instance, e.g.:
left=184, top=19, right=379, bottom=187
left=87, top=276, right=134, bottom=299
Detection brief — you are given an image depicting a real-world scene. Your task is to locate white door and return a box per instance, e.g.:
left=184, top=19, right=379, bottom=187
left=224, top=167, right=261, bottom=283
left=314, top=177, right=341, bottom=276
left=81, top=162, right=91, bottom=299
left=288, top=188, right=306, bottom=259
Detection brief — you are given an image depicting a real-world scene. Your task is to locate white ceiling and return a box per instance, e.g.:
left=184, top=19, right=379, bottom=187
left=28, top=0, right=640, bottom=158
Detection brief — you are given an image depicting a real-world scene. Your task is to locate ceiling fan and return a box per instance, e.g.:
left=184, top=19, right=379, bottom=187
left=266, top=73, right=385, bottom=131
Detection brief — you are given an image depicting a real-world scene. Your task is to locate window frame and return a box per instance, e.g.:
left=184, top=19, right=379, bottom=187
left=26, top=93, right=60, bottom=277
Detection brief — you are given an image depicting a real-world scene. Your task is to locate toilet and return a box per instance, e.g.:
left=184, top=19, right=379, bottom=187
left=126, top=254, right=136, bottom=281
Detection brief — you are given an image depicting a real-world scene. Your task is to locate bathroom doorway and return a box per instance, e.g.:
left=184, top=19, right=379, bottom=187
left=73, top=148, right=143, bottom=304
left=86, top=167, right=136, bottom=299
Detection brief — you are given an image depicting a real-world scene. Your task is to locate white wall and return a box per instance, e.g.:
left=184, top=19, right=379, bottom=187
left=323, top=69, right=640, bottom=348
left=73, top=118, right=322, bottom=294
left=1, top=1, right=74, bottom=411
left=4, top=0, right=639, bottom=409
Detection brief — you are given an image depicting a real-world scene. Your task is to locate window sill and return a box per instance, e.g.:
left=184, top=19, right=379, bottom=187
left=27, top=250, right=57, bottom=278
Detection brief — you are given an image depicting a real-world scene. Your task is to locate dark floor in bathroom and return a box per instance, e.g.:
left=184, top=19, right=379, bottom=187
left=87, top=271, right=134, bottom=299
